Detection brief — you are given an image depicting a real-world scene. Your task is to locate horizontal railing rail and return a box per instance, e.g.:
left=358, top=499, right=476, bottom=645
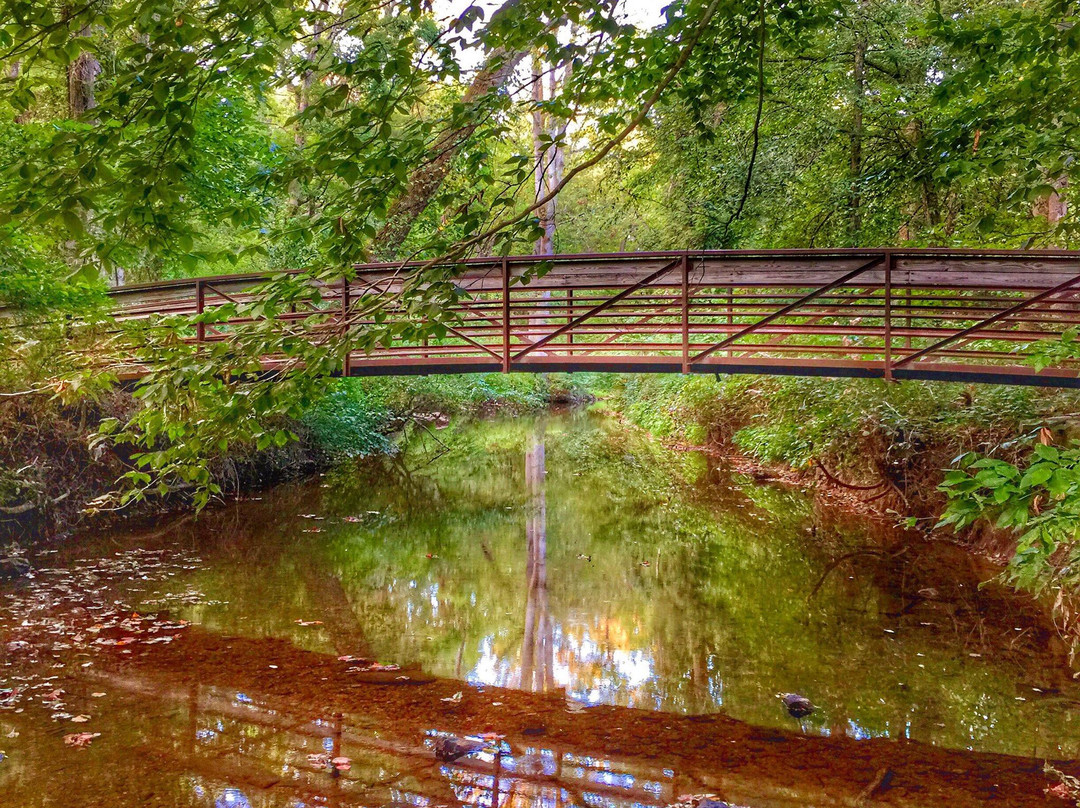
left=22, top=248, right=1080, bottom=387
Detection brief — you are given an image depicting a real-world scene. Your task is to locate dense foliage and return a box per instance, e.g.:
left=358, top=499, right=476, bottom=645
left=0, top=0, right=1076, bottom=526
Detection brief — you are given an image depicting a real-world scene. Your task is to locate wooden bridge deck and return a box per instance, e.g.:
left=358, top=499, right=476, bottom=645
left=106, top=248, right=1080, bottom=387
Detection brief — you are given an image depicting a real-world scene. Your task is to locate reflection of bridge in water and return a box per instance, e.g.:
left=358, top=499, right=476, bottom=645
left=107, top=249, right=1080, bottom=387
left=43, top=428, right=1067, bottom=808
left=73, top=630, right=1074, bottom=808
left=88, top=670, right=691, bottom=808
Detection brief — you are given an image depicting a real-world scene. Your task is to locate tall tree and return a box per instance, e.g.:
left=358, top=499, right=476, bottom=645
left=66, top=16, right=99, bottom=117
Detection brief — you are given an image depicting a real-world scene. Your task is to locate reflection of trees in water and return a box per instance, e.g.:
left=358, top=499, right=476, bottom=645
left=519, top=421, right=555, bottom=693
left=95, top=413, right=1080, bottom=756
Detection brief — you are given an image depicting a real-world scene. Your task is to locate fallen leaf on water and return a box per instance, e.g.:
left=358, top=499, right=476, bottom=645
left=1046, top=783, right=1072, bottom=800
left=70, top=715, right=91, bottom=723
left=64, top=732, right=100, bottom=748
left=346, top=662, right=401, bottom=673
left=441, top=691, right=464, bottom=704
left=338, top=656, right=400, bottom=672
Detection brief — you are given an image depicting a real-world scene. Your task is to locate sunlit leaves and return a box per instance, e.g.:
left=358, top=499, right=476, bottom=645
left=939, top=440, right=1080, bottom=592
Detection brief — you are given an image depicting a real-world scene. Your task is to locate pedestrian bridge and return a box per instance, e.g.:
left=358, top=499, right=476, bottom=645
left=108, top=248, right=1080, bottom=387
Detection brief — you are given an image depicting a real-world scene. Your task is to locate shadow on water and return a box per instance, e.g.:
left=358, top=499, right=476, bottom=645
left=2, top=410, right=1080, bottom=807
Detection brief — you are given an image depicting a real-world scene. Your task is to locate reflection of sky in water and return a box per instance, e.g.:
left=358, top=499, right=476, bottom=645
left=41, top=412, right=1080, bottom=763
left=13, top=418, right=1078, bottom=808
left=468, top=624, right=657, bottom=707
left=214, top=788, right=252, bottom=808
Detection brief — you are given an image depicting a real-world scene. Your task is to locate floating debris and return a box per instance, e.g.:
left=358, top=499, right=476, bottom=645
left=669, top=795, right=733, bottom=808
left=0, top=545, right=205, bottom=714
left=63, top=732, right=100, bottom=748
left=345, top=662, right=401, bottom=673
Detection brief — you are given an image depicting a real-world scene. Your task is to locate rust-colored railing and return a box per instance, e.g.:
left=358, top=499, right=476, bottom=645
left=105, top=248, right=1080, bottom=387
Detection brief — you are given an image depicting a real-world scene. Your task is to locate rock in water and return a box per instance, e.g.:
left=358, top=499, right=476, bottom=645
left=780, top=693, right=816, bottom=718
left=0, top=554, right=30, bottom=580
left=434, top=736, right=485, bottom=762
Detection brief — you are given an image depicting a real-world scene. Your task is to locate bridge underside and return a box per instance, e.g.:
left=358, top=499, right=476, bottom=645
left=340, top=355, right=1080, bottom=387
left=104, top=248, right=1080, bottom=388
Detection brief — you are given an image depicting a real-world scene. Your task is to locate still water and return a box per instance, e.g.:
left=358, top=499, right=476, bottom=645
left=1, top=411, right=1078, bottom=807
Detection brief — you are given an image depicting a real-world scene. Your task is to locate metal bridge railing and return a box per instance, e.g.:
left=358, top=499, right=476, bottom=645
left=97, top=248, right=1080, bottom=387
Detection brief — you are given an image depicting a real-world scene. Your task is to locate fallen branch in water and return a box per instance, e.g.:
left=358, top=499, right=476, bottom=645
left=814, top=457, right=887, bottom=491
left=807, top=546, right=909, bottom=601
left=0, top=491, right=69, bottom=517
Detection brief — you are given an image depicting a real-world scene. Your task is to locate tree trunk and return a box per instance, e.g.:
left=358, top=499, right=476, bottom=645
left=547, top=60, right=566, bottom=202
left=291, top=0, right=330, bottom=211
left=67, top=25, right=100, bottom=118
left=1034, top=176, right=1068, bottom=241
left=7, top=60, right=30, bottom=124
left=373, top=44, right=529, bottom=258
left=849, top=30, right=865, bottom=241
left=532, top=54, right=554, bottom=256
left=295, top=0, right=330, bottom=144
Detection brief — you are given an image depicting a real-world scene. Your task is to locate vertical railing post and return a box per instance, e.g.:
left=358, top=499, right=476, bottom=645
left=726, top=284, right=734, bottom=358
left=905, top=285, right=912, bottom=351
left=341, top=276, right=351, bottom=378
left=883, top=249, right=893, bottom=381
left=502, top=257, right=511, bottom=372
left=195, top=278, right=205, bottom=345
left=566, top=288, right=574, bottom=355
left=681, top=253, right=690, bottom=373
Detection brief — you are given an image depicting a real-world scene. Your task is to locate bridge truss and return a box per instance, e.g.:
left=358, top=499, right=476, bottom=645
left=107, top=249, right=1080, bottom=387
